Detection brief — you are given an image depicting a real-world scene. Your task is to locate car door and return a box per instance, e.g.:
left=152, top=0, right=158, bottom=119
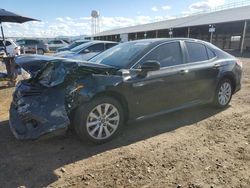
left=129, top=41, right=190, bottom=118
left=183, top=41, right=220, bottom=103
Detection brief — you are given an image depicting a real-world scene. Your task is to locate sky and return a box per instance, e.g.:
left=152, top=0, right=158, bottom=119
left=1, top=0, right=229, bottom=37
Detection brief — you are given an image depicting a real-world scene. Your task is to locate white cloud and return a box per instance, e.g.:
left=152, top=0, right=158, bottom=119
left=151, top=6, right=159, bottom=12
left=188, top=0, right=225, bottom=13
left=2, top=15, right=172, bottom=38
left=55, top=17, right=64, bottom=22
left=162, top=5, right=171, bottom=10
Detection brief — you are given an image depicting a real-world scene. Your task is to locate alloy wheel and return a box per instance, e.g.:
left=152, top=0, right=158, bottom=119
left=86, top=103, right=120, bottom=140
left=218, top=82, right=232, bottom=106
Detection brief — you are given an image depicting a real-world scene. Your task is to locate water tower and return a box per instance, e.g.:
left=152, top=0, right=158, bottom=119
left=91, top=10, right=100, bottom=35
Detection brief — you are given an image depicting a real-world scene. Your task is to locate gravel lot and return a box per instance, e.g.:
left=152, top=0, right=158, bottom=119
left=0, top=57, right=249, bottom=188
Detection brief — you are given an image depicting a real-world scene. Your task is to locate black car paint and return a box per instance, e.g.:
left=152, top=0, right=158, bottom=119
left=9, top=39, right=242, bottom=140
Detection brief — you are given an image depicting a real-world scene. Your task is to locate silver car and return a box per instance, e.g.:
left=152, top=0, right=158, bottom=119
left=54, top=41, right=118, bottom=61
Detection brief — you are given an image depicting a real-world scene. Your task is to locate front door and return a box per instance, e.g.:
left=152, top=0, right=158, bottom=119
left=129, top=41, right=189, bottom=118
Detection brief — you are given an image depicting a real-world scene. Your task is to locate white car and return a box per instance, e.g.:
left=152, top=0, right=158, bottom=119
left=0, top=39, right=20, bottom=57
left=48, top=39, right=69, bottom=52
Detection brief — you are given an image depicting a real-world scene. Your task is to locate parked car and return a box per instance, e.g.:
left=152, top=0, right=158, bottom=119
left=16, top=39, right=49, bottom=55
left=48, top=39, right=69, bottom=52
left=54, top=41, right=118, bottom=61
left=55, top=41, right=118, bottom=61
left=56, top=40, right=90, bottom=52
left=9, top=38, right=242, bottom=143
left=0, top=39, right=20, bottom=56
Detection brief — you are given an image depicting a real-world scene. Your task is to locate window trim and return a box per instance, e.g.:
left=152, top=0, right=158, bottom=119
left=183, top=41, right=217, bottom=65
left=130, top=41, right=184, bottom=69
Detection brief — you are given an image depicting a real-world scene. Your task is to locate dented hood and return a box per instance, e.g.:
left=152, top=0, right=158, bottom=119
left=14, top=54, right=116, bottom=77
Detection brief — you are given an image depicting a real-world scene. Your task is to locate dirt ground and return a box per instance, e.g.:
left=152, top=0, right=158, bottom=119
left=0, top=58, right=250, bottom=188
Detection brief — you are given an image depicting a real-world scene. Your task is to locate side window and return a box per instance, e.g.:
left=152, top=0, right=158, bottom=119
left=17, top=40, right=25, bottom=45
left=141, top=42, right=183, bottom=68
left=105, top=43, right=117, bottom=49
left=54, top=40, right=63, bottom=44
left=207, top=47, right=216, bottom=59
left=86, top=43, right=104, bottom=52
left=26, top=40, right=34, bottom=45
left=0, top=40, right=4, bottom=46
left=185, top=42, right=208, bottom=62
left=5, top=41, right=12, bottom=46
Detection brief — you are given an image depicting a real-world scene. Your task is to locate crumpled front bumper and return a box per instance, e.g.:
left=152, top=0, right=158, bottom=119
left=9, top=84, right=70, bottom=140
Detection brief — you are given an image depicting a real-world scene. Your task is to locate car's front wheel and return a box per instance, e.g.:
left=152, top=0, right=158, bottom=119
left=214, top=79, right=233, bottom=108
left=74, top=97, right=124, bottom=144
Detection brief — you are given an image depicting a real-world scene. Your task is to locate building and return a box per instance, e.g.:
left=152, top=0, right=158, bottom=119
left=93, top=2, right=250, bottom=53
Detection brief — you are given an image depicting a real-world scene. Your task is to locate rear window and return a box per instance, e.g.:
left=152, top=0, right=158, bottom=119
left=186, top=42, right=208, bottom=62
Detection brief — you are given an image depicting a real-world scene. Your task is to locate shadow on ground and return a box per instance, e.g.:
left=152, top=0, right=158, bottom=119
left=0, top=105, right=226, bottom=188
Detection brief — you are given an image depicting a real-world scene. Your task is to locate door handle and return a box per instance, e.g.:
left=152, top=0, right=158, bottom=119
left=179, top=69, right=189, bottom=75
left=213, top=63, right=221, bottom=69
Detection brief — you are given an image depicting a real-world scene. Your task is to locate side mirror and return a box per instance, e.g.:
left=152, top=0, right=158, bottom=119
left=83, top=49, right=90, bottom=54
left=141, top=60, right=160, bottom=73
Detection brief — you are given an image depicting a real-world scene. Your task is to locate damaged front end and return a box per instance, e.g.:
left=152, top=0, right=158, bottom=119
left=9, top=55, right=117, bottom=140
left=10, top=82, right=70, bottom=139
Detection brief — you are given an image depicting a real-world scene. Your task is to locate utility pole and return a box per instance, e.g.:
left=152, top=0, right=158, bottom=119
left=209, top=24, right=215, bottom=43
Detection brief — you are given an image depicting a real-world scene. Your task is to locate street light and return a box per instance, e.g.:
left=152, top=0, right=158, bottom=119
left=209, top=24, right=216, bottom=43
left=169, top=28, right=173, bottom=38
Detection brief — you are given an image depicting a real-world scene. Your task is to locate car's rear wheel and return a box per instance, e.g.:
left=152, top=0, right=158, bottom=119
left=74, top=97, right=124, bottom=144
left=214, top=79, right=233, bottom=108
left=37, top=48, right=44, bottom=55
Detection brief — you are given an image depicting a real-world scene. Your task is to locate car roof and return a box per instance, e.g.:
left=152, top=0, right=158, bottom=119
left=74, top=39, right=90, bottom=42
left=130, top=38, right=206, bottom=44
left=90, top=40, right=118, bottom=44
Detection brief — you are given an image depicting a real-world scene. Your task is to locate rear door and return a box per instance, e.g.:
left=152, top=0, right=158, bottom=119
left=183, top=41, right=219, bottom=102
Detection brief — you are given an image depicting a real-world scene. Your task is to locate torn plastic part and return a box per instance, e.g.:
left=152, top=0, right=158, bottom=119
left=9, top=84, right=70, bottom=140
left=38, top=62, right=66, bottom=87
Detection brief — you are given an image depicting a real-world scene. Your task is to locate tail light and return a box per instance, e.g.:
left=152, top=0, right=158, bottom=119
left=236, top=59, right=243, bottom=68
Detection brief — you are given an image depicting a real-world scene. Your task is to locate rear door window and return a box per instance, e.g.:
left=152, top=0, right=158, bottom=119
left=17, top=40, right=25, bottom=45
left=5, top=41, right=12, bottom=46
left=140, top=42, right=183, bottom=68
left=54, top=40, right=63, bottom=44
left=105, top=43, right=117, bottom=50
left=185, top=42, right=208, bottom=63
left=87, top=43, right=105, bottom=52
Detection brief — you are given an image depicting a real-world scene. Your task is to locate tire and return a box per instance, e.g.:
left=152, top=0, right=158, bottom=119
left=213, top=78, right=233, bottom=108
left=37, top=48, right=44, bottom=55
left=74, top=96, right=124, bottom=144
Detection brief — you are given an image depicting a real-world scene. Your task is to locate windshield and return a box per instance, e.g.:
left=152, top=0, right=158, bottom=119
left=90, top=42, right=151, bottom=68
left=70, top=42, right=93, bottom=53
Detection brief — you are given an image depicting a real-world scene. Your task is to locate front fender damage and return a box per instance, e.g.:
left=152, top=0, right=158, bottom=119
left=9, top=84, right=70, bottom=140
left=9, top=55, right=120, bottom=140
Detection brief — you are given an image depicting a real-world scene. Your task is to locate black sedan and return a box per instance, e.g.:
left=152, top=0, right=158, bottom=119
left=10, top=38, right=242, bottom=143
